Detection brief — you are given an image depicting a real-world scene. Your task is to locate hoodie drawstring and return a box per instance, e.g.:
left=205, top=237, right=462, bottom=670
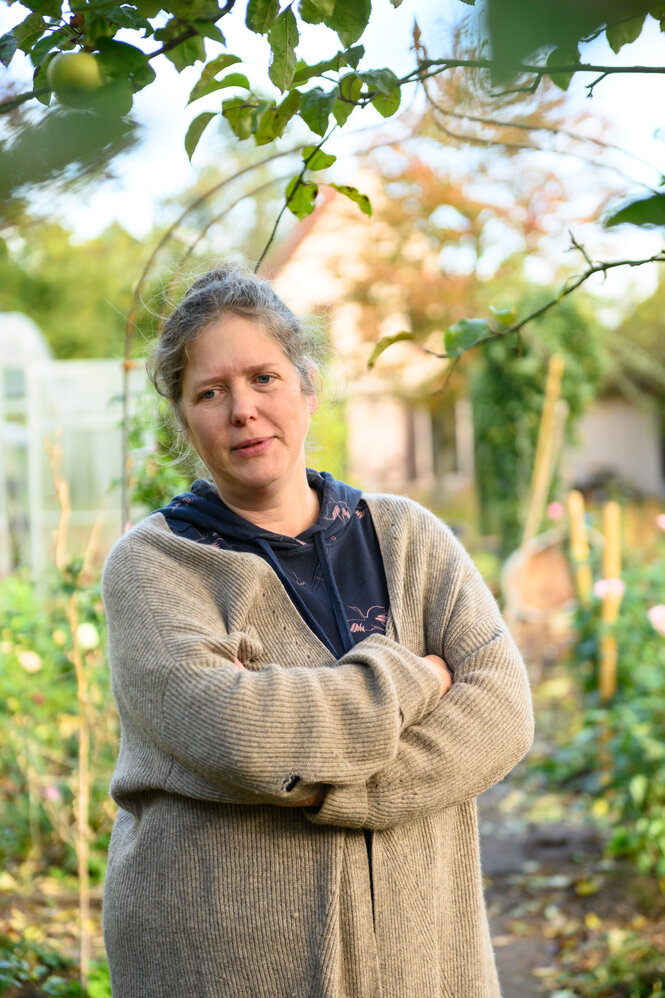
left=312, top=530, right=355, bottom=654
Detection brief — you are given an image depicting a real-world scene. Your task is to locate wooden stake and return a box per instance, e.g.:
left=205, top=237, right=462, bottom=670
left=567, top=490, right=592, bottom=606
left=599, top=501, right=622, bottom=703
left=521, top=354, right=565, bottom=549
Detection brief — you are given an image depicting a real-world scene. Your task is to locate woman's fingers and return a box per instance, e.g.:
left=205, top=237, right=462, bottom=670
left=422, top=653, right=453, bottom=699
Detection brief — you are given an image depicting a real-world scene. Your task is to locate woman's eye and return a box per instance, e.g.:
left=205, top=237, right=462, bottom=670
left=200, top=389, right=217, bottom=400
left=255, top=374, right=274, bottom=385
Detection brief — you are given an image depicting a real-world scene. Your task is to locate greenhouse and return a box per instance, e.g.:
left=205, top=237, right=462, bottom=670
left=0, top=313, right=146, bottom=577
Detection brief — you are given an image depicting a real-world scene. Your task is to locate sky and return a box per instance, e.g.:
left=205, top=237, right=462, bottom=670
left=2, top=0, right=457, bottom=236
left=2, top=0, right=665, bottom=307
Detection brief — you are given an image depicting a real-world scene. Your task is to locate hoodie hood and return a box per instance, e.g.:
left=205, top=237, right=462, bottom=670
left=156, top=469, right=362, bottom=552
left=153, top=471, right=383, bottom=658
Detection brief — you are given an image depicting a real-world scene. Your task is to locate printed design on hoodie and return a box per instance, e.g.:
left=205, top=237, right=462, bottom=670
left=320, top=496, right=354, bottom=524
left=347, top=604, right=388, bottom=635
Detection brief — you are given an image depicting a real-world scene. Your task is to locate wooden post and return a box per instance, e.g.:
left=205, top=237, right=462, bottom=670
left=599, top=501, right=622, bottom=703
left=521, top=354, right=566, bottom=549
left=567, top=490, right=592, bottom=606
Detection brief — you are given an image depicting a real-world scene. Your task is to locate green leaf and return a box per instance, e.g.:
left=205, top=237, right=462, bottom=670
left=303, top=145, right=336, bottom=170
left=605, top=192, right=665, bottom=228
left=134, top=0, right=164, bottom=15
left=164, top=34, right=206, bottom=72
left=221, top=96, right=258, bottom=139
left=185, top=110, right=216, bottom=159
left=246, top=0, right=279, bottom=34
left=268, top=7, right=299, bottom=91
left=188, top=52, right=241, bottom=103
left=326, top=0, right=371, bottom=46
left=292, top=45, right=363, bottom=83
left=88, top=76, right=134, bottom=115
left=333, top=72, right=361, bottom=124
left=359, top=68, right=399, bottom=96
left=12, top=12, right=45, bottom=49
left=25, top=0, right=61, bottom=16
left=300, top=86, right=336, bottom=135
left=390, top=0, right=403, bottom=6
left=606, top=13, right=645, bottom=54
left=189, top=20, right=226, bottom=43
left=168, top=0, right=220, bottom=17
left=0, top=32, right=19, bottom=67
left=285, top=176, right=319, bottom=219
left=299, top=0, right=335, bottom=24
left=96, top=38, right=150, bottom=75
left=255, top=90, right=300, bottom=144
left=188, top=71, right=249, bottom=104
left=546, top=45, right=579, bottom=91
left=444, top=317, right=490, bottom=358
left=345, top=44, right=364, bottom=69
left=29, top=27, right=69, bottom=67
left=360, top=67, right=400, bottom=117
left=368, top=331, right=413, bottom=369
left=489, top=305, right=516, bottom=326
left=371, top=88, right=400, bottom=117
left=330, top=183, right=371, bottom=216
left=104, top=5, right=153, bottom=31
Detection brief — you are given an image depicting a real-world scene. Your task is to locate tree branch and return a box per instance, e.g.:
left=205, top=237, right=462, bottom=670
left=0, top=87, right=51, bottom=114
left=148, top=0, right=235, bottom=58
left=254, top=123, right=338, bottom=273
left=423, top=95, right=660, bottom=174
left=423, top=247, right=665, bottom=361
left=400, top=57, right=665, bottom=88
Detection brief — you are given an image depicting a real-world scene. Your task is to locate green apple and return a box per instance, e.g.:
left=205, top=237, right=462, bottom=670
left=46, top=52, right=104, bottom=107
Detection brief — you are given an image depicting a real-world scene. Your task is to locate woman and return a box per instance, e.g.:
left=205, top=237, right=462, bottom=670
left=102, top=266, right=534, bottom=998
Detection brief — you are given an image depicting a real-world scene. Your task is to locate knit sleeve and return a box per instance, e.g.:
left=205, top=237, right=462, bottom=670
left=103, top=523, right=443, bottom=807
left=305, top=523, right=534, bottom=829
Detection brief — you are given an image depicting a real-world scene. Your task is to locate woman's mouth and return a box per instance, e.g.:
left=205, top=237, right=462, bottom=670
left=232, top=437, right=273, bottom=457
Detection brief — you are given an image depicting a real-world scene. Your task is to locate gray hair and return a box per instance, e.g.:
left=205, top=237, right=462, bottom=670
left=148, top=265, right=320, bottom=425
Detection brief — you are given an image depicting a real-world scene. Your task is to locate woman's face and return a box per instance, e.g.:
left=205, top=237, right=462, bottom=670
left=180, top=314, right=317, bottom=508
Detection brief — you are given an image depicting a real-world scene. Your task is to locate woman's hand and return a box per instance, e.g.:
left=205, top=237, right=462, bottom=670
left=422, top=654, right=453, bottom=699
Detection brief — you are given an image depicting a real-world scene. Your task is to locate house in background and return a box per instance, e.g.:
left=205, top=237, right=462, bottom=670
left=563, top=392, right=665, bottom=499
left=271, top=184, right=665, bottom=505
left=271, top=182, right=476, bottom=500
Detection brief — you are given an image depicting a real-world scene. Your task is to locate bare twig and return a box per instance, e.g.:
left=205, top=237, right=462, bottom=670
left=254, top=123, right=338, bottom=272
left=419, top=247, right=665, bottom=361
left=423, top=96, right=660, bottom=173
left=401, top=57, right=665, bottom=88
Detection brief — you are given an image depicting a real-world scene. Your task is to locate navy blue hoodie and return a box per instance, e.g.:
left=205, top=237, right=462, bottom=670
left=155, top=470, right=390, bottom=659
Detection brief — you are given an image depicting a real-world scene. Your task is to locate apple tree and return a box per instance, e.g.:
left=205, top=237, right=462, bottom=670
left=2, top=0, right=665, bottom=354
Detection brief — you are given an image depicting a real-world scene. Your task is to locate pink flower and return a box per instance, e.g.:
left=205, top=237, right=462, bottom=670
left=647, top=605, right=665, bottom=636
left=547, top=501, right=565, bottom=521
left=593, top=577, right=625, bottom=600
left=656, top=514, right=665, bottom=532
left=43, top=786, right=62, bottom=802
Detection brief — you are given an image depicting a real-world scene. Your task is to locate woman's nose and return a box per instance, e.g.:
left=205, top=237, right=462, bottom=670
left=229, top=387, right=256, bottom=425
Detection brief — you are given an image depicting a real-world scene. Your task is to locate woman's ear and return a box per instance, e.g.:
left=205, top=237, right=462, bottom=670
left=308, top=390, right=319, bottom=416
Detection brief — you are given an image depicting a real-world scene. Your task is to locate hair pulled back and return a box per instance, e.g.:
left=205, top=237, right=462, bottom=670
left=148, top=265, right=318, bottom=424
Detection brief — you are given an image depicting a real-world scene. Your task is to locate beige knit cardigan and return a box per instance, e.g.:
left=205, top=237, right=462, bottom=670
left=102, top=492, right=534, bottom=998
